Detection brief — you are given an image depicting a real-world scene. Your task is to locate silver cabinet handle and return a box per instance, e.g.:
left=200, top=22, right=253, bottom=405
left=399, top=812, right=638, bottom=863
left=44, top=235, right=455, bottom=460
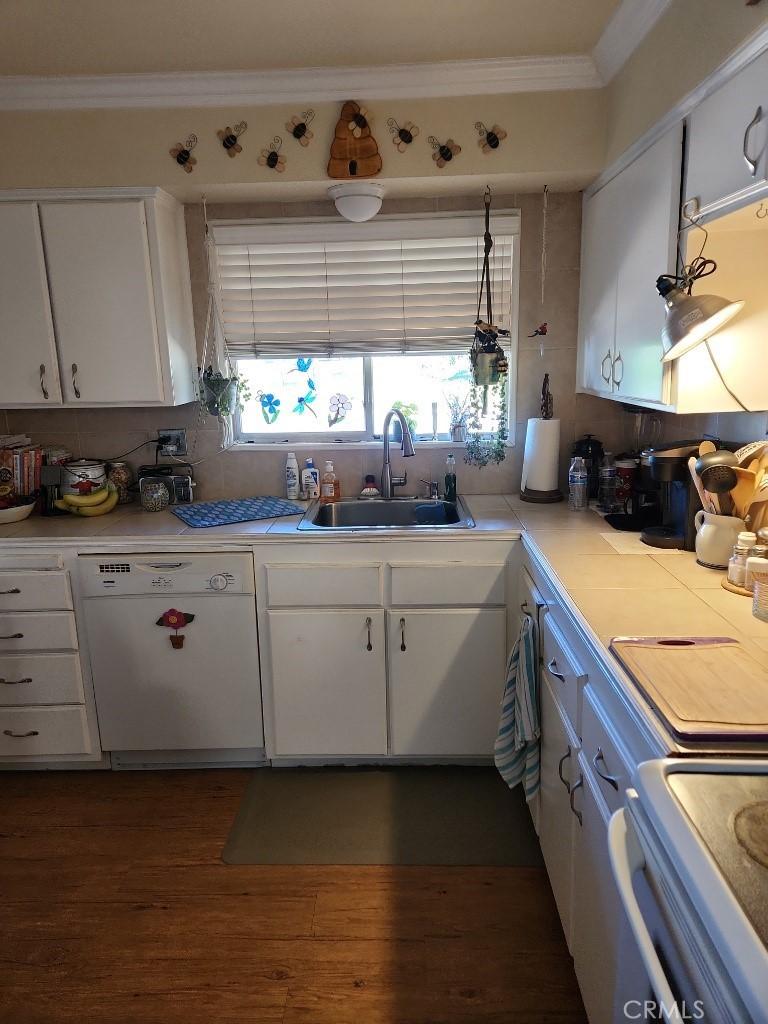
left=0, top=588, right=21, bottom=595
left=39, top=363, right=49, bottom=400
left=365, top=616, right=373, bottom=652
left=557, top=746, right=571, bottom=793
left=0, top=677, right=32, bottom=685
left=569, top=774, right=583, bottom=826
left=0, top=633, right=24, bottom=640
left=593, top=747, right=620, bottom=791
left=600, top=350, right=612, bottom=384
left=71, top=363, right=81, bottom=399
left=547, top=657, right=565, bottom=682
left=3, top=729, right=39, bottom=738
left=399, top=617, right=406, bottom=652
left=612, top=351, right=624, bottom=389
left=744, top=105, right=763, bottom=177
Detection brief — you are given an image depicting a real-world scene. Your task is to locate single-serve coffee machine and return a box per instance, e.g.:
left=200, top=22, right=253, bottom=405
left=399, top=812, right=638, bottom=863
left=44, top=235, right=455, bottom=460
left=640, top=440, right=704, bottom=551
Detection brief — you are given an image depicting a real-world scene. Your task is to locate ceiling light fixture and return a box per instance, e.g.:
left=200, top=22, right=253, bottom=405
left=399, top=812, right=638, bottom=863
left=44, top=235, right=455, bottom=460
left=328, top=182, right=384, bottom=222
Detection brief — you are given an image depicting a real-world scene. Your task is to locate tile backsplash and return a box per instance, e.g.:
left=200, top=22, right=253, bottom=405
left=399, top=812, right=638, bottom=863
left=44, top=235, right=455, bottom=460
left=11, top=190, right=762, bottom=501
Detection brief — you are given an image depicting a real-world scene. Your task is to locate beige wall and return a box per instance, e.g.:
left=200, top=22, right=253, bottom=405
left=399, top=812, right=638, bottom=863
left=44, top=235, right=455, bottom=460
left=0, top=91, right=606, bottom=199
left=606, top=0, right=768, bottom=164
left=0, top=191, right=631, bottom=499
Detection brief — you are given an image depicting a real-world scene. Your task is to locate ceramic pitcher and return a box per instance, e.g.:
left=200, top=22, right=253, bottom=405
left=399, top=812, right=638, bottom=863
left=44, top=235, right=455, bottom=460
left=694, top=510, right=745, bottom=569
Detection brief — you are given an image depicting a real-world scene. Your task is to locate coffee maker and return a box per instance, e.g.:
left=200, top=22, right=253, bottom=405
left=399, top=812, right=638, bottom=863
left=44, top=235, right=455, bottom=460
left=640, top=440, right=704, bottom=551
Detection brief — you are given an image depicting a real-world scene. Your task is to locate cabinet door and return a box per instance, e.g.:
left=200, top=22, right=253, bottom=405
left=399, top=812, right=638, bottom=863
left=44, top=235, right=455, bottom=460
left=577, top=175, right=620, bottom=395
left=686, top=50, right=768, bottom=215
left=387, top=609, right=506, bottom=757
left=539, top=674, right=577, bottom=950
left=571, top=758, right=622, bottom=1024
left=267, top=609, right=387, bottom=757
left=613, top=125, right=682, bottom=406
left=0, top=203, right=62, bottom=405
left=40, top=201, right=164, bottom=404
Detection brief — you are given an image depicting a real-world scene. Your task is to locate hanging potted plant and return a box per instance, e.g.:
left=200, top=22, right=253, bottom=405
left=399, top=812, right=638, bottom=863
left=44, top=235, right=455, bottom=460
left=465, top=188, right=509, bottom=468
left=199, top=365, right=252, bottom=417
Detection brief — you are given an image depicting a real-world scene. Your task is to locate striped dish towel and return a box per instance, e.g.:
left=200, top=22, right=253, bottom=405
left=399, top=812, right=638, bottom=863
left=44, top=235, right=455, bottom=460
left=494, top=613, right=541, bottom=801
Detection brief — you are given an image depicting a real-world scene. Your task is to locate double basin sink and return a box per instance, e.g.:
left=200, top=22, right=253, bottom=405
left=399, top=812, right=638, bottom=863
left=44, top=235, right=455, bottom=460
left=297, top=496, right=475, bottom=531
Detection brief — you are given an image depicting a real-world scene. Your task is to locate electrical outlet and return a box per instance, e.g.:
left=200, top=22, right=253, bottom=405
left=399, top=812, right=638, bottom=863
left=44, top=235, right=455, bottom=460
left=157, top=428, right=187, bottom=456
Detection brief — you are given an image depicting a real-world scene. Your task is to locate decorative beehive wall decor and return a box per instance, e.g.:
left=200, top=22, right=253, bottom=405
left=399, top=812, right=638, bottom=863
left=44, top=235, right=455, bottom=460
left=327, top=101, right=382, bottom=179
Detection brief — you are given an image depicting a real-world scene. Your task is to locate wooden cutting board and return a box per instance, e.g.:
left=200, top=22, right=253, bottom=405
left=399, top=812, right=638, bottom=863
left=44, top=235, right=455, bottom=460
left=610, top=637, right=768, bottom=741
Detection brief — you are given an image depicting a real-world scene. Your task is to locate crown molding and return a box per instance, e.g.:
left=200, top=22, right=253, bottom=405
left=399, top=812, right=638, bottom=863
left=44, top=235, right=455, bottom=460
left=593, top=0, right=674, bottom=83
left=0, top=55, right=602, bottom=111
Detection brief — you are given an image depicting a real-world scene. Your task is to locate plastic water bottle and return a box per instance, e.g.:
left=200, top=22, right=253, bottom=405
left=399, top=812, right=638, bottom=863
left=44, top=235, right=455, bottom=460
left=598, top=452, right=620, bottom=513
left=568, top=456, right=588, bottom=511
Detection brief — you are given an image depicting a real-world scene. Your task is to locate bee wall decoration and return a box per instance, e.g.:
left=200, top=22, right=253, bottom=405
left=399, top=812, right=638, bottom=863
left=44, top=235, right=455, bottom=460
left=286, top=110, right=315, bottom=147
left=348, top=106, right=371, bottom=139
left=258, top=136, right=286, bottom=172
left=387, top=117, right=420, bottom=153
left=169, top=134, right=198, bottom=173
left=428, top=136, right=461, bottom=168
left=217, top=121, right=247, bottom=158
left=475, top=122, right=507, bottom=153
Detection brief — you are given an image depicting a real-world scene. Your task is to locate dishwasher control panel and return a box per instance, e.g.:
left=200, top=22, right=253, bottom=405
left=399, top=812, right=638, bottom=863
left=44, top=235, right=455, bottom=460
left=77, top=553, right=255, bottom=596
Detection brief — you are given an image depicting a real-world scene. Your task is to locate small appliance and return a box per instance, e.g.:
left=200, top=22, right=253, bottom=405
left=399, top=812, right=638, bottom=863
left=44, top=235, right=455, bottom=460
left=137, top=463, right=195, bottom=505
left=639, top=440, right=705, bottom=551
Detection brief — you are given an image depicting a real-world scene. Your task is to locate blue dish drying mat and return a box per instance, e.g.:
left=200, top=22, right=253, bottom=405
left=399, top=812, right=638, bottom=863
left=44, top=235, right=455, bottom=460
left=171, top=496, right=305, bottom=528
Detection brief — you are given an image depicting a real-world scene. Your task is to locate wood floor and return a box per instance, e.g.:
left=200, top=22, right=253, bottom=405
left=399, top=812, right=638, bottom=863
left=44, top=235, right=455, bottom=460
left=0, top=770, right=586, bottom=1024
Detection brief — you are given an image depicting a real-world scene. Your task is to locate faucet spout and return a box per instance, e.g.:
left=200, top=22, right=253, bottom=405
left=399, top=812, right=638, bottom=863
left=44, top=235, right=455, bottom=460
left=381, top=408, right=416, bottom=498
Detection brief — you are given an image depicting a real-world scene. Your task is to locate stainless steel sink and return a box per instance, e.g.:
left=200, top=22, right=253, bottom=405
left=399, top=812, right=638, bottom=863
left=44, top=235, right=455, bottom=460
left=297, top=496, right=475, bottom=531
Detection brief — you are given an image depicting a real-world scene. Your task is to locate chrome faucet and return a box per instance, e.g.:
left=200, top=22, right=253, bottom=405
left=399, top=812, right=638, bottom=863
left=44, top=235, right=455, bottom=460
left=381, top=408, right=416, bottom=498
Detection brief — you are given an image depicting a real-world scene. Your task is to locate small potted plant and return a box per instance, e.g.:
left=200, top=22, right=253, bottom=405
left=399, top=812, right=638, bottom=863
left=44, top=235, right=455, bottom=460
left=199, top=366, right=252, bottom=418
left=445, top=392, right=470, bottom=443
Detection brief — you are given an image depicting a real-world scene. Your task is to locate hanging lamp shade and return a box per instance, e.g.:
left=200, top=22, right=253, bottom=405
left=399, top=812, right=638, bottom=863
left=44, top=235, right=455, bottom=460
left=656, top=277, right=744, bottom=363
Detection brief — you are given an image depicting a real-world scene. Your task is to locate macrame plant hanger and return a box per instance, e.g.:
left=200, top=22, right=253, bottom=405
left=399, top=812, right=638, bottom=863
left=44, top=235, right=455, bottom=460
left=471, top=187, right=509, bottom=415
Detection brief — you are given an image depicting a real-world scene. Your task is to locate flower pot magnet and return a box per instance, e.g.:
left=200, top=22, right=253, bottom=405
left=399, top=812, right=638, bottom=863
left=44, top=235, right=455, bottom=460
left=156, top=608, right=195, bottom=649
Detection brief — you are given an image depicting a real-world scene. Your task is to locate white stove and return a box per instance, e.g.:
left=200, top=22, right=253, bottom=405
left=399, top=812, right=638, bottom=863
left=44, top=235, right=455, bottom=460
left=610, top=759, right=768, bottom=1024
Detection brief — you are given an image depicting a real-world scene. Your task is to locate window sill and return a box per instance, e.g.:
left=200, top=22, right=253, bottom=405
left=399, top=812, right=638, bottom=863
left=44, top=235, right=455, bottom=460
left=230, top=440, right=516, bottom=453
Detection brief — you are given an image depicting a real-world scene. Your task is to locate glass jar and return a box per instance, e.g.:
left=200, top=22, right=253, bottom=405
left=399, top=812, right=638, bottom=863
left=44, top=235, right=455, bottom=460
left=140, top=479, right=170, bottom=513
left=107, top=461, right=134, bottom=504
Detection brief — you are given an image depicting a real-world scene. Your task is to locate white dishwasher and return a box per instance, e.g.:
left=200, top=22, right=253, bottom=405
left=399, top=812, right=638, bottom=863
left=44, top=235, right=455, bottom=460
left=79, top=553, right=263, bottom=753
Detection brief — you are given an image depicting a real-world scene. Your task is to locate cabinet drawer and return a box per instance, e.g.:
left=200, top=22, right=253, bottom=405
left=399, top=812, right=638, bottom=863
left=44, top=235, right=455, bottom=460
left=0, top=571, right=72, bottom=611
left=390, top=563, right=505, bottom=606
left=0, top=705, right=91, bottom=757
left=581, top=685, right=631, bottom=815
left=0, top=654, right=84, bottom=706
left=0, top=612, right=78, bottom=652
left=541, top=613, right=586, bottom=736
left=266, top=564, right=381, bottom=607
left=0, top=553, right=63, bottom=571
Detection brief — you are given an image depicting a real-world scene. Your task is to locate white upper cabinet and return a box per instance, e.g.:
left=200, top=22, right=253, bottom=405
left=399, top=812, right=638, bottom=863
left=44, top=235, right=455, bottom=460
left=0, top=190, right=197, bottom=408
left=577, top=125, right=682, bottom=410
left=686, top=50, right=768, bottom=217
left=0, top=204, right=62, bottom=406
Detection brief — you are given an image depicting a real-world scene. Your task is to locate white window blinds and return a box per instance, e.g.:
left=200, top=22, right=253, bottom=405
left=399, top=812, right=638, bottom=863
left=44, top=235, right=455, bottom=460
left=211, top=215, right=517, bottom=357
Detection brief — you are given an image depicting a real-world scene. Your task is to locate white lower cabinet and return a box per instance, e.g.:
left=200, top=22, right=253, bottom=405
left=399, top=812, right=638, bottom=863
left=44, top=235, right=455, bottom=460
left=571, top=758, right=621, bottom=1024
left=387, top=608, right=506, bottom=757
left=267, top=609, right=387, bottom=757
left=538, top=673, right=578, bottom=950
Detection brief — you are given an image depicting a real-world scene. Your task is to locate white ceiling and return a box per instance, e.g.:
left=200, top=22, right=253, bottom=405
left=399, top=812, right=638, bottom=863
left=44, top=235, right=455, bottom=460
left=0, top=0, right=621, bottom=77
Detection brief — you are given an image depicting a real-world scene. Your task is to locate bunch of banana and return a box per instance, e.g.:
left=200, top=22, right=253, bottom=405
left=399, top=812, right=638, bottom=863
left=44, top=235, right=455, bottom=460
left=55, top=483, right=119, bottom=517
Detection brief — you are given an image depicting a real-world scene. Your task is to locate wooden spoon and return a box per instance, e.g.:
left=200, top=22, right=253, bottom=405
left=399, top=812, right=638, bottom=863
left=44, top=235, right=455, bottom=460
left=731, top=466, right=758, bottom=520
left=699, top=440, right=717, bottom=457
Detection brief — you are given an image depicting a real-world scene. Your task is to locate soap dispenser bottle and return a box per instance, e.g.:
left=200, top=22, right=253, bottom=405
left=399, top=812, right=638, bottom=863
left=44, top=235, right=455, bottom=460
left=444, top=454, right=457, bottom=502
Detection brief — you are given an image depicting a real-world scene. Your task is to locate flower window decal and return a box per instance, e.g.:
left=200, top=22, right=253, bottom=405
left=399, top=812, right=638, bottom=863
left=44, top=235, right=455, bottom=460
left=328, top=393, right=352, bottom=427
left=259, top=392, right=281, bottom=424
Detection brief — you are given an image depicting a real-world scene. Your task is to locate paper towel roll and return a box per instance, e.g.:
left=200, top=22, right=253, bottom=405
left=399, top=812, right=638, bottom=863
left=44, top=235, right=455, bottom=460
left=521, top=418, right=561, bottom=495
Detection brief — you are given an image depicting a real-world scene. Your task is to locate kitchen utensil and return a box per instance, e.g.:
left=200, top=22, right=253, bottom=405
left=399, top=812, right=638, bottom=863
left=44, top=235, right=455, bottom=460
left=699, top=464, right=737, bottom=514
left=610, top=636, right=768, bottom=741
left=732, top=467, right=758, bottom=520
left=688, top=456, right=708, bottom=510
left=694, top=510, right=746, bottom=568
left=698, top=440, right=717, bottom=457
left=735, top=440, right=768, bottom=466
left=745, top=491, right=768, bottom=530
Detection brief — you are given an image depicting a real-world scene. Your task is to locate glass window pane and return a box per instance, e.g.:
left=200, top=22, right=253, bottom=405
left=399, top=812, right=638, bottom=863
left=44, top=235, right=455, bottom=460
left=236, top=357, right=366, bottom=435
left=370, top=353, right=499, bottom=436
